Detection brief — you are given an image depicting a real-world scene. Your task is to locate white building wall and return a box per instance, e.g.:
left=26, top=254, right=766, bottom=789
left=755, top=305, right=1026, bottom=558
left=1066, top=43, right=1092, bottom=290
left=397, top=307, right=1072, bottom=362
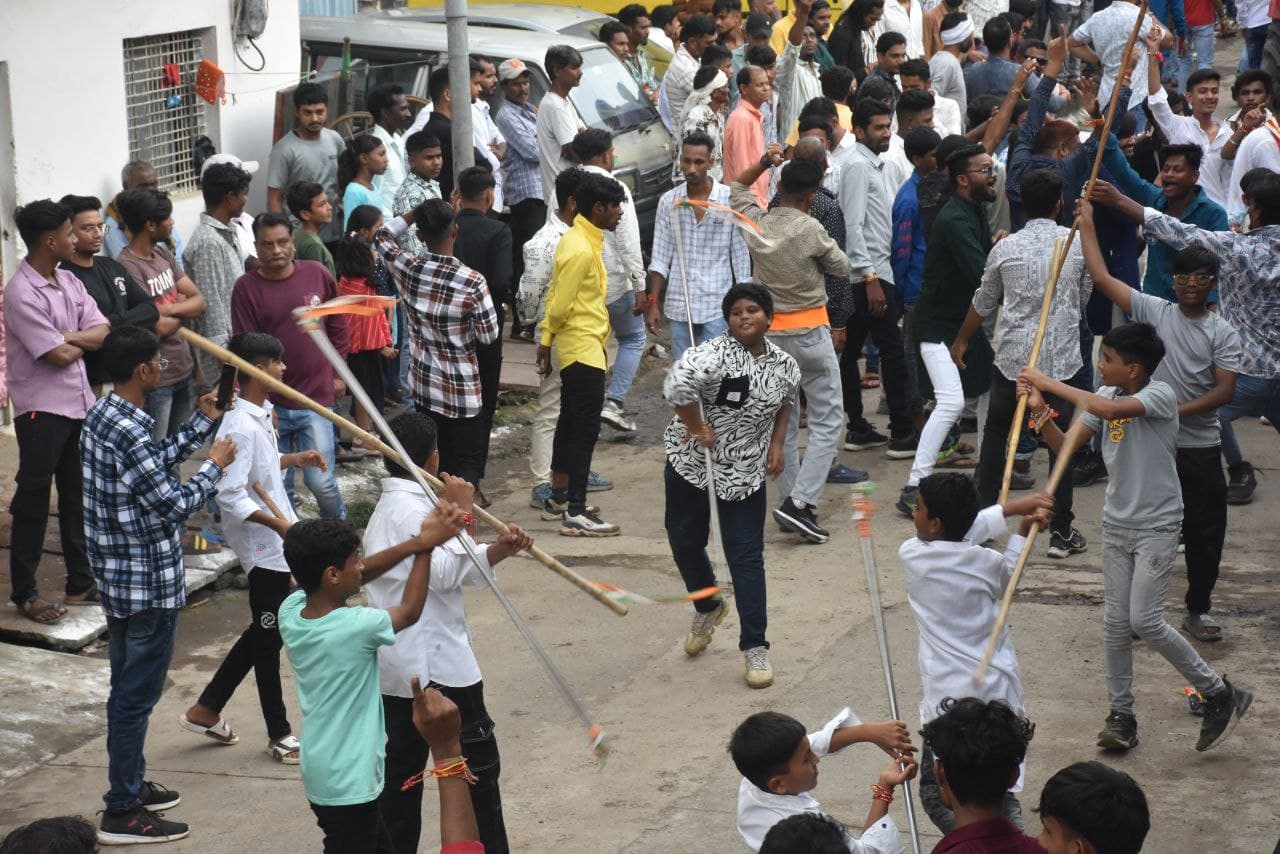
left=0, top=0, right=302, bottom=281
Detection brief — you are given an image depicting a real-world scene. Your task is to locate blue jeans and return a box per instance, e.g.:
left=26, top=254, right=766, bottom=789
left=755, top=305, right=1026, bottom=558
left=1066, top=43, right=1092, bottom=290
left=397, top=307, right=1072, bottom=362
left=1218, top=375, right=1280, bottom=467
left=1239, top=23, right=1267, bottom=69
left=1180, top=24, right=1216, bottom=87
left=606, top=294, right=646, bottom=405
left=105, top=608, right=179, bottom=813
left=276, top=405, right=346, bottom=519
left=668, top=316, right=727, bottom=361
left=144, top=377, right=193, bottom=442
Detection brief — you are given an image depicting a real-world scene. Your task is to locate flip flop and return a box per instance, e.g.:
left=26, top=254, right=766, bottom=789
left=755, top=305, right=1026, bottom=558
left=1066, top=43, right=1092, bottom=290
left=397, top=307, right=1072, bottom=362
left=18, top=597, right=66, bottom=624
left=63, top=585, right=100, bottom=606
left=1182, top=614, right=1222, bottom=642
left=178, top=713, right=239, bottom=745
left=861, top=372, right=881, bottom=389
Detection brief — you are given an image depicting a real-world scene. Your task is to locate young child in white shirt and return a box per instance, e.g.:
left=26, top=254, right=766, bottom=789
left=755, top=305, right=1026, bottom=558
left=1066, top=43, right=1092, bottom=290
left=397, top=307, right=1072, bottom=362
left=730, top=707, right=918, bottom=853
left=180, top=332, right=327, bottom=762
left=899, top=471, right=1053, bottom=833
left=364, top=411, right=532, bottom=854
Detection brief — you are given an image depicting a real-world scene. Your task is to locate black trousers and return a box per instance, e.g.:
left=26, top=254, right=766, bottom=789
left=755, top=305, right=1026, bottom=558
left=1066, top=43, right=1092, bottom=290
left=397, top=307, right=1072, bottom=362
left=309, top=800, right=394, bottom=854
left=9, top=412, right=93, bottom=604
left=1177, top=445, right=1228, bottom=615
left=551, top=361, right=606, bottom=510
left=196, top=568, right=292, bottom=740
left=424, top=411, right=489, bottom=487
left=975, top=372, right=1077, bottom=538
left=842, top=281, right=915, bottom=437
left=509, top=199, right=548, bottom=328
left=476, top=305, right=505, bottom=481
left=379, top=683, right=507, bottom=854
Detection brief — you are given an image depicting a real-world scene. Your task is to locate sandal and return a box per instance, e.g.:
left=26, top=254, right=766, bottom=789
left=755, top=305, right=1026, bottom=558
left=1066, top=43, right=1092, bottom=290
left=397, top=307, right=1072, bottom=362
left=861, top=371, right=881, bottom=389
left=18, top=596, right=66, bottom=624
left=178, top=713, right=239, bottom=744
left=267, top=735, right=301, bottom=765
left=1182, top=613, right=1223, bottom=642
left=64, top=585, right=100, bottom=606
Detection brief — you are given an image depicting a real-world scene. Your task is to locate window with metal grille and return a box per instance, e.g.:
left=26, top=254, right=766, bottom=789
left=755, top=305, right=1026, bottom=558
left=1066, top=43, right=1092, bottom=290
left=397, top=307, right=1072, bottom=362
left=123, top=30, right=209, bottom=195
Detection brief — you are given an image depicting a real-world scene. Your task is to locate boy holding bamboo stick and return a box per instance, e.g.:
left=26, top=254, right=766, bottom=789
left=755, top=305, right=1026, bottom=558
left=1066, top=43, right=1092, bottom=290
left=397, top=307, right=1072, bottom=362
left=180, top=332, right=326, bottom=763
left=1018, top=323, right=1251, bottom=753
left=899, top=471, right=1053, bottom=832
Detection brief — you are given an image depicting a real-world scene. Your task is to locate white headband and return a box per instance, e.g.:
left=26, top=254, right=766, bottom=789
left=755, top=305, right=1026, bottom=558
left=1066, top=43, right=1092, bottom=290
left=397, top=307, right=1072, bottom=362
left=941, top=19, right=974, bottom=46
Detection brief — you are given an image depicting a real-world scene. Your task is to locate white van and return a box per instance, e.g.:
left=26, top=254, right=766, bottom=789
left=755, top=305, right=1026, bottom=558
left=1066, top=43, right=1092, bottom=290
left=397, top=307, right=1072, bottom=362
left=301, top=14, right=675, bottom=238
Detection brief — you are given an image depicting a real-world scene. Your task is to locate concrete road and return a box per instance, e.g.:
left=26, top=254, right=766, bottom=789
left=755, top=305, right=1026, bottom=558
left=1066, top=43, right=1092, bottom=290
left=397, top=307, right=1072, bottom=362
left=1, top=356, right=1276, bottom=852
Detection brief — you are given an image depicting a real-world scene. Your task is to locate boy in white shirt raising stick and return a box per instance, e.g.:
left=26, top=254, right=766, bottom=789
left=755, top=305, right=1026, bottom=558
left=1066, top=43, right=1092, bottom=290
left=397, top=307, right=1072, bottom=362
left=365, top=411, right=532, bottom=854
left=180, top=332, right=326, bottom=763
left=900, top=471, right=1052, bottom=833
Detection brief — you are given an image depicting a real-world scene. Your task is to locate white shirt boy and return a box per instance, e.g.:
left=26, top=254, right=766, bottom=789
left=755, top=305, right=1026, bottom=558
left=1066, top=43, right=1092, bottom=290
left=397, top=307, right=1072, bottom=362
left=736, top=707, right=902, bottom=853
left=215, top=398, right=296, bottom=573
left=364, top=477, right=492, bottom=694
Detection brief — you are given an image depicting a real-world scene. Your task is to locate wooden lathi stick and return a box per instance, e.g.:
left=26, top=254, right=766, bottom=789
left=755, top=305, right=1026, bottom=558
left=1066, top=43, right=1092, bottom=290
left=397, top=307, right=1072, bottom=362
left=252, top=483, right=287, bottom=521
left=178, top=327, right=628, bottom=617
left=997, top=1, right=1151, bottom=503
left=976, top=410, right=1091, bottom=685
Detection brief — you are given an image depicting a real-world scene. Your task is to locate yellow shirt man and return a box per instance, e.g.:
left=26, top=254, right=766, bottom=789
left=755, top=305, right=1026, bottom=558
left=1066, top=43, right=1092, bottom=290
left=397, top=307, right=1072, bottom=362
left=541, top=214, right=609, bottom=371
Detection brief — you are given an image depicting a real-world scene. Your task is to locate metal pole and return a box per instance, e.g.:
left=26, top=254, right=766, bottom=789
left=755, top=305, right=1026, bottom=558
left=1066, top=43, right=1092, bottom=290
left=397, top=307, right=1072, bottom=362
left=853, top=486, right=923, bottom=854
left=445, top=0, right=476, bottom=185
left=670, top=200, right=728, bottom=573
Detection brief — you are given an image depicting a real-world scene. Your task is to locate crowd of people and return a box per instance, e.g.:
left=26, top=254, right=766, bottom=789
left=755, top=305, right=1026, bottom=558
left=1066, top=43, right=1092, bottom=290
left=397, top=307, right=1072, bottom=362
left=2, top=0, right=1276, bottom=848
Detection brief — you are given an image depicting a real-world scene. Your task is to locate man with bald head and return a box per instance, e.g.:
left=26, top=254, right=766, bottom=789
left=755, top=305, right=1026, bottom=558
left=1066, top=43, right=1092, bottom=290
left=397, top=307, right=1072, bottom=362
left=104, top=161, right=186, bottom=272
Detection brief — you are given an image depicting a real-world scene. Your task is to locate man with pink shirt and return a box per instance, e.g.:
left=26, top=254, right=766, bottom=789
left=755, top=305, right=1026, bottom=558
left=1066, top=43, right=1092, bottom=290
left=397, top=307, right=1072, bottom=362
left=3, top=200, right=109, bottom=624
left=723, top=64, right=774, bottom=205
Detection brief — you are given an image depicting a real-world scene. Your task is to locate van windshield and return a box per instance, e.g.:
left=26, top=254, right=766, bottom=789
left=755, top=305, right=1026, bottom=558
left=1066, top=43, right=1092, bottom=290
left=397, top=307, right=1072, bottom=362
left=569, top=49, right=657, bottom=132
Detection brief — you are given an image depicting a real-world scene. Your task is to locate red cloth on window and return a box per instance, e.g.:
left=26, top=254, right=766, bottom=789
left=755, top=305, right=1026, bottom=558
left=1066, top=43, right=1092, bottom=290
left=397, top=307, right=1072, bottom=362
left=337, top=275, right=392, bottom=354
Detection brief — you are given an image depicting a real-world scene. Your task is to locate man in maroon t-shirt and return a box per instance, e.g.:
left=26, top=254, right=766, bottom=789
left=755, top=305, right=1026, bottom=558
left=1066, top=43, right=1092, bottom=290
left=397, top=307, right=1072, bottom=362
left=231, top=212, right=349, bottom=518
left=920, top=698, right=1044, bottom=853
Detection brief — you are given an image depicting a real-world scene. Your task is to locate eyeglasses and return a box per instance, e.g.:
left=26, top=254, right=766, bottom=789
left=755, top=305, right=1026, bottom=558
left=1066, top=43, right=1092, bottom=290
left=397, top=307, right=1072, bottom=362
left=1029, top=56, right=1048, bottom=66
left=966, top=165, right=997, bottom=177
left=1172, top=272, right=1216, bottom=286
left=148, top=358, right=171, bottom=370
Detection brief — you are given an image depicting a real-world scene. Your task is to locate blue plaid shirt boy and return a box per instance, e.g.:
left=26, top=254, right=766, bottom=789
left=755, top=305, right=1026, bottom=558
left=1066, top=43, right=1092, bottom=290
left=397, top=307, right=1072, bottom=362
left=81, top=393, right=224, bottom=618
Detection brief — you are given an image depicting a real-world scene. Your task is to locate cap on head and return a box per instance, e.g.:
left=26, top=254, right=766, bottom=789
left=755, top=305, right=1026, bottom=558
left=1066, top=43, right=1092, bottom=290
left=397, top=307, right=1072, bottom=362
left=498, top=59, right=531, bottom=81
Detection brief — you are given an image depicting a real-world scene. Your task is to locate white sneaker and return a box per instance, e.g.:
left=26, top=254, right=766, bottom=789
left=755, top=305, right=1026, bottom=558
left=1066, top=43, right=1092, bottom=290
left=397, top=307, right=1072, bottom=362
left=600, top=399, right=637, bottom=432
left=744, top=646, right=774, bottom=689
left=560, top=509, right=621, bottom=537
left=684, top=600, right=729, bottom=657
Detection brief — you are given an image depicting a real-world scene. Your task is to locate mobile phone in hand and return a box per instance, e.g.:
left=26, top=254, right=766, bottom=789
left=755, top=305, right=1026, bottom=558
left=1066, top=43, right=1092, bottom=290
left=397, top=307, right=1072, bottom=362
left=216, top=364, right=238, bottom=411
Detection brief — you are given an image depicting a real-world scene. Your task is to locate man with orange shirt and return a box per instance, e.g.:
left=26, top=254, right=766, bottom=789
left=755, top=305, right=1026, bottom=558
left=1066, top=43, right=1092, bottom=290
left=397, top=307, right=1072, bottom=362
left=724, top=65, right=774, bottom=205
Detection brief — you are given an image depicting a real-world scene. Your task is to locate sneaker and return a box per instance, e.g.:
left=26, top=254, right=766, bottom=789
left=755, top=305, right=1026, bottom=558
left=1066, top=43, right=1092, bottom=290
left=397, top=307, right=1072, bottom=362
left=772, top=497, right=830, bottom=544
left=1072, top=449, right=1109, bottom=487
left=1196, top=677, right=1253, bottom=752
left=885, top=433, right=918, bottom=459
left=744, top=646, right=774, bottom=689
left=141, top=781, right=180, bottom=811
left=1096, top=710, right=1139, bottom=751
left=586, top=470, right=613, bottom=492
left=826, top=463, right=870, bottom=484
left=98, top=806, right=189, bottom=845
left=1047, top=528, right=1087, bottom=559
left=844, top=426, right=888, bottom=451
left=600, top=399, right=637, bottom=432
left=1226, top=462, right=1256, bottom=505
left=540, top=497, right=597, bottom=521
left=560, top=509, right=621, bottom=537
left=896, top=485, right=918, bottom=518
left=1009, top=469, right=1036, bottom=491
left=530, top=481, right=552, bottom=509
left=684, top=599, right=729, bottom=657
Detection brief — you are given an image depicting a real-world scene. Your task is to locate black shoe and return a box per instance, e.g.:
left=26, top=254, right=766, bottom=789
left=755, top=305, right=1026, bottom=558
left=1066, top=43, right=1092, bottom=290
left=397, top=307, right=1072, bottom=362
left=1097, top=710, right=1139, bottom=751
left=773, top=497, right=830, bottom=544
left=885, top=433, right=918, bottom=459
left=827, top=463, right=870, bottom=484
left=1047, top=528, right=1087, bottom=559
left=141, top=781, right=180, bottom=811
left=1226, top=462, right=1257, bottom=505
left=1072, top=449, right=1109, bottom=487
left=98, top=806, right=189, bottom=845
left=1197, top=677, right=1253, bottom=751
left=844, top=426, right=888, bottom=451
left=896, top=485, right=918, bottom=518
left=1009, top=469, right=1036, bottom=491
